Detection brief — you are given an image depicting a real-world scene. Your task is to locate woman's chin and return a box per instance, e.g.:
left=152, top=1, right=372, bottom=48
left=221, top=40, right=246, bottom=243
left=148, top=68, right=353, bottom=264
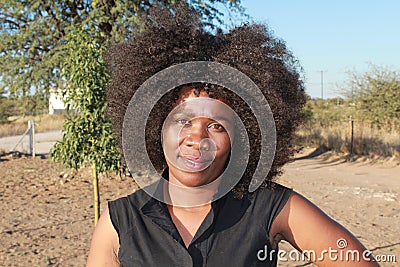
left=168, top=169, right=219, bottom=188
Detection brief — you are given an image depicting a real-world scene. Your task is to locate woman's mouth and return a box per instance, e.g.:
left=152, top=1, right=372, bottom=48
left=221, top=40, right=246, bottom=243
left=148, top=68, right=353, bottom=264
left=180, top=155, right=212, bottom=171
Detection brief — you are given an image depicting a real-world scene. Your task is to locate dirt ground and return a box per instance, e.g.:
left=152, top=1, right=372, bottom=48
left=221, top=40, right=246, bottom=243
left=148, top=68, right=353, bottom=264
left=0, top=149, right=399, bottom=266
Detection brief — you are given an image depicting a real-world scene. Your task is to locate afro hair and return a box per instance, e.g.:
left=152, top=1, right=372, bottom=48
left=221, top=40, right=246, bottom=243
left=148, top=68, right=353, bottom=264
left=105, top=3, right=307, bottom=199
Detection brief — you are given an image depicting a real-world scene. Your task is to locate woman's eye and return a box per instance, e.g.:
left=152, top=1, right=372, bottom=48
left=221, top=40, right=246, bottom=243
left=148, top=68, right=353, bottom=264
left=208, top=123, right=225, bottom=132
left=175, top=118, right=191, bottom=126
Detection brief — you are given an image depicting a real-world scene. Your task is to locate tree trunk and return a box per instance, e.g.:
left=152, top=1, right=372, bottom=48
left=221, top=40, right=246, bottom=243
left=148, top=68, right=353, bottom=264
left=92, top=163, right=100, bottom=226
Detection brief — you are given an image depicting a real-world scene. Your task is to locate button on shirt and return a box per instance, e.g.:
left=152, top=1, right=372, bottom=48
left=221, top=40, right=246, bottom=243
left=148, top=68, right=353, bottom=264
left=109, top=181, right=292, bottom=267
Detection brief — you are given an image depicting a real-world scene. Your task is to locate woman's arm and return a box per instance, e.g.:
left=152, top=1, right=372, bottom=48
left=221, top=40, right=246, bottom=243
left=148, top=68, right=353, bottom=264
left=86, top=207, right=120, bottom=267
left=271, top=191, right=379, bottom=266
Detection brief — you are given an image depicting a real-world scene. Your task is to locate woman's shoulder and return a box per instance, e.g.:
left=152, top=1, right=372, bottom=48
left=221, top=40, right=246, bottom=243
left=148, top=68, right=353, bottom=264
left=107, top=187, right=157, bottom=235
left=232, top=181, right=293, bottom=233
left=109, top=187, right=151, bottom=210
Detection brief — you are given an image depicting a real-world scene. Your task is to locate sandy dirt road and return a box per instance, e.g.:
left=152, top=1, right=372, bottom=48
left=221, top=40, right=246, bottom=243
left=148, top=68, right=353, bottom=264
left=278, top=151, right=399, bottom=266
left=0, top=131, right=62, bottom=155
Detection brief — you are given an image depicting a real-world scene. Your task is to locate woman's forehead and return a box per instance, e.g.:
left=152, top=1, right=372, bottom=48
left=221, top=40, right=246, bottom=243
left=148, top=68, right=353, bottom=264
left=171, top=97, right=234, bottom=122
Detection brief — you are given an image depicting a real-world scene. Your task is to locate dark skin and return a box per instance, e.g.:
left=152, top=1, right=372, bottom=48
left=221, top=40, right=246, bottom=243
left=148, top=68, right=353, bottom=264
left=87, top=89, right=379, bottom=266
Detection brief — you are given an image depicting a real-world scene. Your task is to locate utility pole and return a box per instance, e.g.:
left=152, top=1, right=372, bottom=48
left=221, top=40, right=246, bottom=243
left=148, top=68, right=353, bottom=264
left=318, top=70, right=327, bottom=100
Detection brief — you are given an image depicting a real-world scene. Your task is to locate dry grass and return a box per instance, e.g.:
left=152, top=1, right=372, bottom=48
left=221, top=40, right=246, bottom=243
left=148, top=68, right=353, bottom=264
left=295, top=122, right=400, bottom=161
left=0, top=114, right=66, bottom=138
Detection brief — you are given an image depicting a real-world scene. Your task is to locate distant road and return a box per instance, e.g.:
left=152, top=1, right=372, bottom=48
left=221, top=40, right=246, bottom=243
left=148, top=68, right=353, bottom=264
left=0, top=130, right=62, bottom=155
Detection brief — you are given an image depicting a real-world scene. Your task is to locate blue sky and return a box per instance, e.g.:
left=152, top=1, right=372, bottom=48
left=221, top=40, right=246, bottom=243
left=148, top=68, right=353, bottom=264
left=236, top=0, right=400, bottom=98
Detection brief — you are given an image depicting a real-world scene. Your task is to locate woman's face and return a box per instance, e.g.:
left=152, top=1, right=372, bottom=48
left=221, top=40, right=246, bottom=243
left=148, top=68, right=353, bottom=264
left=162, top=88, right=234, bottom=188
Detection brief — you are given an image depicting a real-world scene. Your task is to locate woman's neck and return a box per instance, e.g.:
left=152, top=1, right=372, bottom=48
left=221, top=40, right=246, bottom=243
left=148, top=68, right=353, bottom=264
left=163, top=176, right=220, bottom=207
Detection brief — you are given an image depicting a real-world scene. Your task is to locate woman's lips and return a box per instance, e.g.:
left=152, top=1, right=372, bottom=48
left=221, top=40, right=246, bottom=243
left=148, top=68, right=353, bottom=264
left=182, top=155, right=200, bottom=161
left=180, top=155, right=212, bottom=171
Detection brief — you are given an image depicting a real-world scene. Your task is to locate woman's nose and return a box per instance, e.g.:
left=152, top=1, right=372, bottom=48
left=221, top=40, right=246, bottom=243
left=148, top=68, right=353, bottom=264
left=182, top=123, right=211, bottom=150
left=186, top=137, right=215, bottom=151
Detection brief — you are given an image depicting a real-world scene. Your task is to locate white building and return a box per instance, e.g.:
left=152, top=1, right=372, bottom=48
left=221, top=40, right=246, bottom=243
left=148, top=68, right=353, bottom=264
left=48, top=88, right=65, bottom=114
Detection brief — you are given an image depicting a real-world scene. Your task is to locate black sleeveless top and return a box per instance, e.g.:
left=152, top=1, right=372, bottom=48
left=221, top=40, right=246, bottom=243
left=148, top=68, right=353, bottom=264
left=109, top=182, right=292, bottom=267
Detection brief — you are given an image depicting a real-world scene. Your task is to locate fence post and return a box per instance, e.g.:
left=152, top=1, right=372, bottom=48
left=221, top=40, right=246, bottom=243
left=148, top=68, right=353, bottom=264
left=349, top=116, right=354, bottom=155
left=28, top=120, right=36, bottom=157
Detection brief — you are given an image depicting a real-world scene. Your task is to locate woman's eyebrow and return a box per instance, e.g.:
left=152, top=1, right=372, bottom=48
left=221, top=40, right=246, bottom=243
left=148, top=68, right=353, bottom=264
left=211, top=116, right=232, bottom=124
left=171, top=112, right=195, bottom=118
left=174, top=113, right=232, bottom=124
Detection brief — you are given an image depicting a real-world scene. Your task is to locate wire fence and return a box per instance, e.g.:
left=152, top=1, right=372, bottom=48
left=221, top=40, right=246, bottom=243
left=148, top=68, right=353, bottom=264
left=9, top=120, right=36, bottom=156
left=296, top=116, right=400, bottom=159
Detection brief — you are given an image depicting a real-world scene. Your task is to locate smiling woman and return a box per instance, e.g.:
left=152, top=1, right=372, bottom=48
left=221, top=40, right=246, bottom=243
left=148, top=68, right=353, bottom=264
left=86, top=3, right=378, bottom=267
left=163, top=88, right=233, bottom=187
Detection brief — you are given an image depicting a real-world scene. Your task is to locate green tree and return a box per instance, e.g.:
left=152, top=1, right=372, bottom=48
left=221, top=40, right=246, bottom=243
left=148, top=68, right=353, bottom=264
left=343, top=65, right=400, bottom=131
left=0, top=0, right=246, bottom=99
left=50, top=25, right=122, bottom=225
left=0, top=88, right=15, bottom=123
